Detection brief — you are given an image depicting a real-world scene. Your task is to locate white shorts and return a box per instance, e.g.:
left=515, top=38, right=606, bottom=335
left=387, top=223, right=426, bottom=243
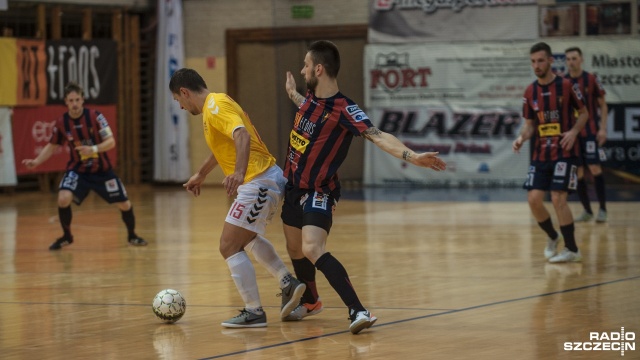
left=225, top=165, right=286, bottom=235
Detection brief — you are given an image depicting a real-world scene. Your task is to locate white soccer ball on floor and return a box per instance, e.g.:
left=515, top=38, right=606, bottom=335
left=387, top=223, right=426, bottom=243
left=152, top=289, right=186, bottom=323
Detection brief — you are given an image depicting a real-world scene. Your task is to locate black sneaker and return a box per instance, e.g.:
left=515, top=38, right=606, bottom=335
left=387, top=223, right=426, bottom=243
left=49, top=236, right=73, bottom=250
left=128, top=236, right=148, bottom=246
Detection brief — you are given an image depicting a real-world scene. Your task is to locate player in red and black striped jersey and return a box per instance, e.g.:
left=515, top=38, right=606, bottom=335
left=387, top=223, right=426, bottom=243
left=513, top=42, right=588, bottom=264
left=564, top=47, right=609, bottom=223
left=22, top=82, right=147, bottom=250
left=280, top=40, right=446, bottom=333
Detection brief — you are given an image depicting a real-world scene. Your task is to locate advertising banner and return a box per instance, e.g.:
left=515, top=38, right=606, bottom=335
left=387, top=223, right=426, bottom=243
left=45, top=39, right=118, bottom=105
left=364, top=39, right=640, bottom=108
left=12, top=105, right=117, bottom=175
left=363, top=106, right=527, bottom=187
left=0, top=108, right=17, bottom=186
left=368, top=0, right=538, bottom=43
left=601, top=104, right=640, bottom=180
left=154, top=0, right=190, bottom=182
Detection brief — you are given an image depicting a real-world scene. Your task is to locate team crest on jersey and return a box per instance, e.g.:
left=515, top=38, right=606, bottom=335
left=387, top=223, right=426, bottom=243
left=66, top=131, right=74, bottom=141
left=554, top=162, right=567, bottom=177
left=321, top=111, right=331, bottom=123
left=346, top=105, right=368, bottom=122
left=532, top=100, right=539, bottom=111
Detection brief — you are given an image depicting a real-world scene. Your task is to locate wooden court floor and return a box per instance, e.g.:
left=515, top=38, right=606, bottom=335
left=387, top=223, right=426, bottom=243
left=1, top=185, right=639, bottom=360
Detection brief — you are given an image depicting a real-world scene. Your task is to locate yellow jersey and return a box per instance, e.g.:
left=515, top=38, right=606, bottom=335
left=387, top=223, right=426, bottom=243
left=202, top=93, right=275, bottom=182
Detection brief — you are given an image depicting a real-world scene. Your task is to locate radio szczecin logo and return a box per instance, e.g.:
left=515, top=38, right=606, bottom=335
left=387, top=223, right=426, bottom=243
left=565, top=327, right=635, bottom=356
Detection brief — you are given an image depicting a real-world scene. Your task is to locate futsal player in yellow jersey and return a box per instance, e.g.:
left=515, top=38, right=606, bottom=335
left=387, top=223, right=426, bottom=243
left=169, top=68, right=305, bottom=328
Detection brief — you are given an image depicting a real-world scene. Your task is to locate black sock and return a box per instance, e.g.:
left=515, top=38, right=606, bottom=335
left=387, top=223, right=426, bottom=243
left=58, top=206, right=72, bottom=239
left=121, top=207, right=136, bottom=238
left=560, top=223, right=578, bottom=252
left=576, top=179, right=593, bottom=214
left=315, top=252, right=364, bottom=313
left=593, top=174, right=607, bottom=211
left=537, top=218, right=558, bottom=240
left=292, top=257, right=318, bottom=304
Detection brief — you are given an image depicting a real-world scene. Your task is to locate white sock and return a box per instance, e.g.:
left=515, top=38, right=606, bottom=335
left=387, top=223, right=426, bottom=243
left=225, top=251, right=262, bottom=311
left=245, top=235, right=291, bottom=289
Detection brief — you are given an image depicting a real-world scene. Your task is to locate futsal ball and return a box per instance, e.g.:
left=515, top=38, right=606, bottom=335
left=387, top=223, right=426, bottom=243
left=152, top=289, right=186, bottom=323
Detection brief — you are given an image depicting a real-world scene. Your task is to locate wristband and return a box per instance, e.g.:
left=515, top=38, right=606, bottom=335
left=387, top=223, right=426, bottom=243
left=92, top=145, right=98, bottom=154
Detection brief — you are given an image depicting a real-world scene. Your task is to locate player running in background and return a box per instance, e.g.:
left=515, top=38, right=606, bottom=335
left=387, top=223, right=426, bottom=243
left=513, top=42, right=588, bottom=263
left=564, top=47, right=609, bottom=223
left=22, top=82, right=147, bottom=250
left=282, top=40, right=446, bottom=334
left=169, top=68, right=305, bottom=328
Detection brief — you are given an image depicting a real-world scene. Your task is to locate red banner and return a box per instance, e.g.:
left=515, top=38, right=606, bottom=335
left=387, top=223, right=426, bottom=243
left=12, top=105, right=118, bottom=175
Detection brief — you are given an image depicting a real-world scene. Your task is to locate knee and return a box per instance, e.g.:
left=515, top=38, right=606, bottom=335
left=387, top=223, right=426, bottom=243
left=57, top=193, right=72, bottom=207
left=117, top=200, right=132, bottom=211
left=219, top=238, right=241, bottom=259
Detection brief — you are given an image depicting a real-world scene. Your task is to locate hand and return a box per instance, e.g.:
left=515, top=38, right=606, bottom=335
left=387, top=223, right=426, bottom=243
left=75, top=145, right=96, bottom=157
left=183, top=173, right=206, bottom=197
left=285, top=71, right=297, bottom=97
left=596, top=129, right=607, bottom=147
left=412, top=152, right=447, bottom=171
left=512, top=136, right=524, bottom=153
left=22, top=159, right=38, bottom=169
left=222, top=172, right=244, bottom=197
left=560, top=130, right=578, bottom=151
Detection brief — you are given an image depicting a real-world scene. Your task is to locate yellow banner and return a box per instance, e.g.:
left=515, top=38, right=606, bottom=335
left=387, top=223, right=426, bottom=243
left=15, top=39, right=47, bottom=106
left=0, top=38, right=17, bottom=106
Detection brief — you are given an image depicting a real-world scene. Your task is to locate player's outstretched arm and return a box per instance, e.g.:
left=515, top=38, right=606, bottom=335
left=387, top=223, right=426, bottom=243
left=285, top=71, right=305, bottom=107
left=184, top=154, right=218, bottom=197
left=223, top=127, right=250, bottom=197
left=561, top=107, right=588, bottom=151
left=21, top=143, right=59, bottom=169
left=361, top=127, right=446, bottom=171
left=513, top=119, right=534, bottom=153
left=75, top=137, right=115, bottom=158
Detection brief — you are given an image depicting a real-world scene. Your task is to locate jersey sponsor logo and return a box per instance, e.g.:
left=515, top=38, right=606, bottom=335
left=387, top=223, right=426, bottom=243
left=208, top=97, right=219, bottom=115
left=105, top=179, right=119, bottom=192
left=312, top=192, right=328, bottom=210
left=568, top=165, right=578, bottom=190
left=99, top=126, right=113, bottom=139
left=572, top=83, right=583, bottom=101
left=538, top=123, right=561, bottom=137
left=346, top=105, right=369, bottom=122
left=289, top=130, right=309, bottom=153
left=554, top=161, right=567, bottom=177
left=96, top=113, right=109, bottom=128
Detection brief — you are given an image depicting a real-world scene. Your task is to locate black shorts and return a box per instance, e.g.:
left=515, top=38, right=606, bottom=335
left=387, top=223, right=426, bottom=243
left=523, top=159, right=578, bottom=192
left=579, top=135, right=607, bottom=165
left=280, top=183, right=340, bottom=233
left=59, top=170, right=129, bottom=205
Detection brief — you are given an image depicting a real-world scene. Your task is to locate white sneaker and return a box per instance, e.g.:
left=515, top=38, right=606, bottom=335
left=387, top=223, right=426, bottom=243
left=574, top=211, right=593, bottom=222
left=548, top=248, right=582, bottom=263
left=596, top=209, right=607, bottom=223
left=544, top=234, right=562, bottom=259
left=349, top=309, right=377, bottom=335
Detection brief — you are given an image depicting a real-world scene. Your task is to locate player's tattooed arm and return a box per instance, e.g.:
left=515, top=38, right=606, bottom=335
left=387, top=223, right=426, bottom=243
left=286, top=71, right=305, bottom=107
left=289, top=91, right=305, bottom=107
left=361, top=127, right=383, bottom=142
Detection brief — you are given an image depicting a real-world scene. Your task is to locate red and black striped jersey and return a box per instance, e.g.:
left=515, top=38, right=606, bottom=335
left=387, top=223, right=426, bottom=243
left=284, top=91, right=373, bottom=192
left=49, top=108, right=114, bottom=173
left=564, top=71, right=606, bottom=137
left=522, top=76, right=585, bottom=162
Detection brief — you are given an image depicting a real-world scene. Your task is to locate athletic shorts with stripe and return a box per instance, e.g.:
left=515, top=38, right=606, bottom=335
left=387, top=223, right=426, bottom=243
left=225, top=165, right=286, bottom=235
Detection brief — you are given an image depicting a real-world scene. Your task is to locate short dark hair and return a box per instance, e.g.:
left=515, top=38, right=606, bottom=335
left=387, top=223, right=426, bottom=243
left=565, top=47, right=582, bottom=57
left=169, top=68, right=208, bottom=94
left=530, top=42, right=552, bottom=57
left=308, top=40, right=340, bottom=78
left=64, top=82, right=83, bottom=98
